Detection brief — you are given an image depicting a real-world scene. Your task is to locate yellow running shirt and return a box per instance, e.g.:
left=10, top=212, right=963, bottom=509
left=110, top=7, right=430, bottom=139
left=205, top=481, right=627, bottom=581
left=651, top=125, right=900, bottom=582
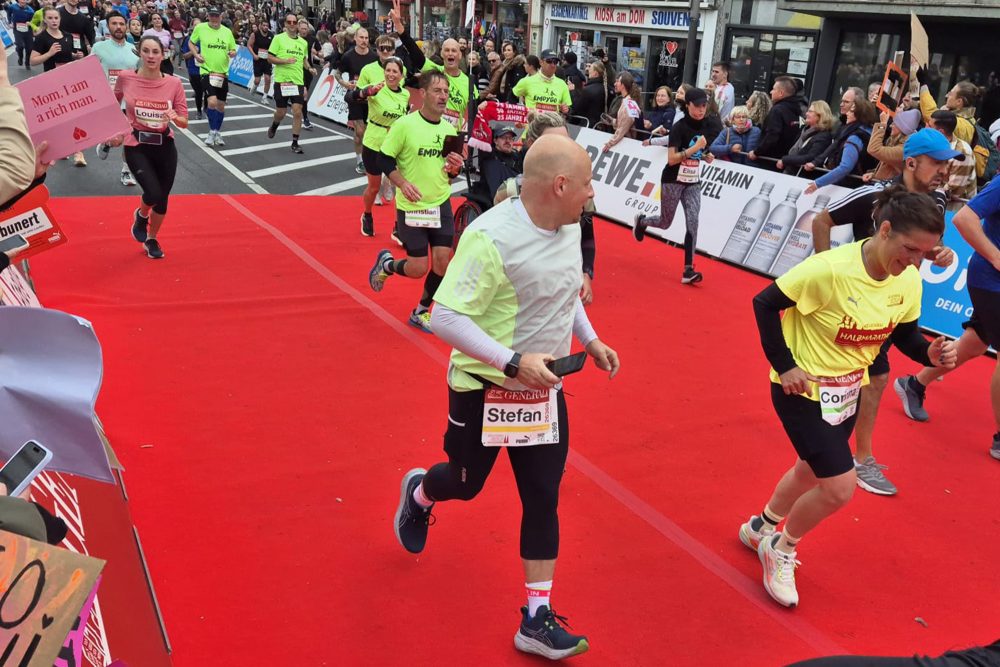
left=769, top=241, right=922, bottom=400
left=379, top=110, right=457, bottom=211
left=512, top=74, right=571, bottom=112
left=421, top=61, right=470, bottom=130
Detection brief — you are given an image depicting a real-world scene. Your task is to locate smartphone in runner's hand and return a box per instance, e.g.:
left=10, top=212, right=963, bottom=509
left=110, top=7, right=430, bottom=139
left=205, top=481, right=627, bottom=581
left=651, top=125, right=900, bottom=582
left=545, top=351, right=587, bottom=377
left=0, top=440, right=53, bottom=497
left=442, top=132, right=466, bottom=157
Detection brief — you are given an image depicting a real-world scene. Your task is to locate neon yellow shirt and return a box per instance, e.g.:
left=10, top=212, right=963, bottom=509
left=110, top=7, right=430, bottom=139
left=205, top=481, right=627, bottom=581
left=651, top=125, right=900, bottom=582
left=362, top=84, right=410, bottom=151
left=770, top=241, right=922, bottom=400
left=358, top=60, right=408, bottom=88
left=512, top=74, right=571, bottom=112
left=421, top=61, right=470, bottom=130
left=269, top=32, right=307, bottom=85
left=190, top=22, right=236, bottom=75
left=379, top=110, right=457, bottom=211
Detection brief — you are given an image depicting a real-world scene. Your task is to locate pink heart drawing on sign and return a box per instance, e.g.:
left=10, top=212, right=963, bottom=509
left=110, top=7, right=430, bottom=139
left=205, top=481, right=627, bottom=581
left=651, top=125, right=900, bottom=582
left=665, top=41, right=679, bottom=56
left=72, top=127, right=88, bottom=140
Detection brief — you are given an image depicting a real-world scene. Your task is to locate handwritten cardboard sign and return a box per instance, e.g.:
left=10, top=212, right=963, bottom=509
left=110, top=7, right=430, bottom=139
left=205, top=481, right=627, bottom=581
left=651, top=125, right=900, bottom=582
left=54, top=575, right=100, bottom=667
left=0, top=530, right=105, bottom=666
left=876, top=61, right=909, bottom=117
left=0, top=185, right=67, bottom=262
left=14, top=56, right=130, bottom=162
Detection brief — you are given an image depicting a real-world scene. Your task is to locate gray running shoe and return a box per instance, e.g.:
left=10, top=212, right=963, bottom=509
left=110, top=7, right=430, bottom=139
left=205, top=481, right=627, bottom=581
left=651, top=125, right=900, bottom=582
left=368, top=249, right=392, bottom=292
left=855, top=456, right=897, bottom=496
left=894, top=375, right=929, bottom=422
left=991, top=433, right=1000, bottom=461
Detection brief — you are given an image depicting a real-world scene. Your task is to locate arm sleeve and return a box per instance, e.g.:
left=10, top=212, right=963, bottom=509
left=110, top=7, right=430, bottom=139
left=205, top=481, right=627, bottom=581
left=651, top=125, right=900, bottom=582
left=378, top=152, right=398, bottom=177
left=430, top=304, right=515, bottom=371
left=752, top=283, right=798, bottom=374
left=397, top=26, right=425, bottom=71
left=573, top=298, right=598, bottom=346
left=580, top=216, right=595, bottom=278
left=650, top=134, right=670, bottom=146
left=0, top=88, right=37, bottom=208
left=814, top=138, right=861, bottom=188
left=889, top=319, right=932, bottom=366
left=919, top=87, right=937, bottom=125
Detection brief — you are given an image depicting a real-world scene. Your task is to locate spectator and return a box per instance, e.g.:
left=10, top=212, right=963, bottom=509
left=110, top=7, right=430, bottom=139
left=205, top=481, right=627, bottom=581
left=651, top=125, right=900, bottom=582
left=0, top=47, right=38, bottom=209
left=710, top=61, right=734, bottom=119
left=866, top=81, right=881, bottom=104
left=524, top=53, right=539, bottom=78
left=916, top=70, right=977, bottom=145
left=558, top=51, right=585, bottom=91
left=777, top=100, right=835, bottom=176
left=644, top=86, right=674, bottom=136
left=710, top=105, right=760, bottom=165
left=929, top=108, right=977, bottom=201
left=601, top=71, right=642, bottom=152
left=836, top=86, right=865, bottom=127
left=591, top=47, right=615, bottom=98
left=865, top=107, right=921, bottom=181
left=702, top=84, right=724, bottom=147
left=672, top=83, right=693, bottom=127
left=804, top=97, right=879, bottom=193
left=749, top=76, right=806, bottom=169
left=485, top=41, right=526, bottom=104
left=570, top=60, right=608, bottom=129
left=745, top=90, right=771, bottom=132
left=467, top=51, right=489, bottom=95
left=480, top=124, right=520, bottom=202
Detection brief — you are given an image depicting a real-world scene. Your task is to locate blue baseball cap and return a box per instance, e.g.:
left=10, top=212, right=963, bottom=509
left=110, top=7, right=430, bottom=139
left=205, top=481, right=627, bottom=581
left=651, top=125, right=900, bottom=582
left=903, top=128, right=964, bottom=161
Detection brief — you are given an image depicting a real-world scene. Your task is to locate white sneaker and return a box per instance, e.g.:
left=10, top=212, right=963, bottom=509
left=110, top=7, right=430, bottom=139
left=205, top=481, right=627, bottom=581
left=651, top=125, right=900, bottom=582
left=204, top=130, right=215, bottom=146
left=738, top=515, right=774, bottom=552
left=214, top=132, right=225, bottom=146
left=379, top=178, right=396, bottom=203
left=121, top=169, right=137, bottom=186
left=758, top=533, right=800, bottom=608
left=374, top=193, right=383, bottom=206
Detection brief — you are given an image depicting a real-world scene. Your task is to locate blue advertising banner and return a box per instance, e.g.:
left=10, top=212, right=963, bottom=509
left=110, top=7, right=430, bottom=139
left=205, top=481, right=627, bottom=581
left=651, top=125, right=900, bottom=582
left=918, top=210, right=978, bottom=340
left=227, top=46, right=254, bottom=88
left=0, top=19, right=14, bottom=48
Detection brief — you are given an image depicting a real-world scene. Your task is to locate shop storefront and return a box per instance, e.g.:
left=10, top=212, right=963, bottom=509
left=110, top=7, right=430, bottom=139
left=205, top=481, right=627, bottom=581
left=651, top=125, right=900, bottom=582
left=542, top=2, right=718, bottom=99
left=721, top=26, right=818, bottom=105
left=419, top=0, right=531, bottom=53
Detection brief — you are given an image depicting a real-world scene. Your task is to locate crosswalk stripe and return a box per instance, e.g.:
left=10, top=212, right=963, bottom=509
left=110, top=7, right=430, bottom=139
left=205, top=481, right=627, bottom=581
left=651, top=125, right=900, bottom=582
left=246, top=153, right=356, bottom=178
left=199, top=125, right=289, bottom=138
left=296, top=176, right=370, bottom=196
left=218, top=135, right=345, bottom=156
left=188, top=113, right=275, bottom=124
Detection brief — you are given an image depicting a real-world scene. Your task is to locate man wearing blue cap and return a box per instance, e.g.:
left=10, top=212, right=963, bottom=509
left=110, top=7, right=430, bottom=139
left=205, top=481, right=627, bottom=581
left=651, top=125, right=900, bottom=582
left=803, top=128, right=959, bottom=496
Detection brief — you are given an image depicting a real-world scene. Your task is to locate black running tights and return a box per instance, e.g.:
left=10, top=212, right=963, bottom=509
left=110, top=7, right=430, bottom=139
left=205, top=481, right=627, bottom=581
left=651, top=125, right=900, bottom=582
left=189, top=73, right=205, bottom=113
left=422, top=388, right=569, bottom=561
left=124, top=140, right=178, bottom=215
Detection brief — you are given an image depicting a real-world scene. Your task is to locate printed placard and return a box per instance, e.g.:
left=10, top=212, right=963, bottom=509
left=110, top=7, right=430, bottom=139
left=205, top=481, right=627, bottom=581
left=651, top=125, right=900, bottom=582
left=0, top=185, right=67, bottom=261
left=0, top=531, right=105, bottom=667
left=14, top=56, right=131, bottom=161
left=876, top=61, right=908, bottom=117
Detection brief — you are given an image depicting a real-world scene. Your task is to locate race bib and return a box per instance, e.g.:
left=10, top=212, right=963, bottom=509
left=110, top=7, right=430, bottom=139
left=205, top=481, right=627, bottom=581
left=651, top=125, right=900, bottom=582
left=444, top=108, right=464, bottom=130
left=482, top=387, right=559, bottom=447
left=173, top=31, right=183, bottom=39
left=134, top=98, right=168, bottom=129
left=208, top=73, right=225, bottom=88
left=535, top=102, right=558, bottom=112
left=405, top=207, right=441, bottom=228
left=72, top=33, right=82, bottom=50
left=15, top=22, right=28, bottom=32
left=107, top=68, right=122, bottom=88
left=817, top=369, right=864, bottom=426
left=79, top=5, right=88, bottom=13
left=677, top=158, right=701, bottom=184
left=279, top=82, right=299, bottom=98
left=257, top=48, right=268, bottom=59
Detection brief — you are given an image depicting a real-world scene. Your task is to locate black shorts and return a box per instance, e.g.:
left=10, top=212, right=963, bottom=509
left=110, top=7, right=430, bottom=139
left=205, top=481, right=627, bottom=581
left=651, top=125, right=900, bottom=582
left=273, top=82, right=304, bottom=108
left=201, top=73, right=229, bottom=102
left=396, top=199, right=455, bottom=258
left=253, top=58, right=272, bottom=77
left=770, top=383, right=858, bottom=478
left=348, top=100, right=368, bottom=122
left=968, top=287, right=1000, bottom=348
left=867, top=339, right=892, bottom=377
left=361, top=145, right=381, bottom=176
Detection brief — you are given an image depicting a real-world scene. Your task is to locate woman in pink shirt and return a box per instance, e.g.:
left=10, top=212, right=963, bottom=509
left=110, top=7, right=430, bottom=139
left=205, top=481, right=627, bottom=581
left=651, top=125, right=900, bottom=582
left=142, top=13, right=174, bottom=74
left=110, top=35, right=188, bottom=259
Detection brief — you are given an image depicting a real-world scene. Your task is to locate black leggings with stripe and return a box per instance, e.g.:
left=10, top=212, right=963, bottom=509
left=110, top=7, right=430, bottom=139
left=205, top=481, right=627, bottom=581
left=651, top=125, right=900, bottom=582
left=124, top=139, right=178, bottom=215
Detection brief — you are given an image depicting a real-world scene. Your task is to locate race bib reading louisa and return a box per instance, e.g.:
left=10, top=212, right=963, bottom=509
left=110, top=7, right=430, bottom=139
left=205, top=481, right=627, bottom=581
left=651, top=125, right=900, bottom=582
left=678, top=158, right=701, bottom=184
left=134, top=99, right=168, bottom=129
left=208, top=73, right=225, bottom=88
left=405, top=207, right=441, bottom=228
left=817, top=369, right=864, bottom=426
left=482, top=387, right=559, bottom=447
left=279, top=82, right=299, bottom=98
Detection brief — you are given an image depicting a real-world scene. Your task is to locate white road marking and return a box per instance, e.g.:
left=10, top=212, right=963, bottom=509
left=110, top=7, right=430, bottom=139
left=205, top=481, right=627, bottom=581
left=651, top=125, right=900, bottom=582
left=296, top=176, right=370, bottom=196
left=219, top=135, right=345, bottom=156
left=247, top=153, right=356, bottom=179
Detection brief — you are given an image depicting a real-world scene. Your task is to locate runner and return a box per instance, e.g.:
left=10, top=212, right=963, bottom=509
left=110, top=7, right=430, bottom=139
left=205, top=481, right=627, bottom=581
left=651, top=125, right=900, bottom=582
left=350, top=55, right=409, bottom=236
left=9, top=0, right=36, bottom=70
left=391, top=133, right=619, bottom=660
left=265, top=13, right=313, bottom=155
left=188, top=6, right=236, bottom=147
left=366, top=71, right=461, bottom=334
left=91, top=10, right=139, bottom=186
left=58, top=0, right=95, bottom=167
left=297, top=18, right=317, bottom=131
left=334, top=26, right=377, bottom=174
left=246, top=18, right=272, bottom=101
left=810, top=128, right=959, bottom=495
left=179, top=18, right=204, bottom=119
left=740, top=186, right=955, bottom=608
left=511, top=49, right=571, bottom=115
left=632, top=87, right=714, bottom=285
left=108, top=34, right=188, bottom=259
left=142, top=12, right=174, bottom=75
left=29, top=9, right=76, bottom=72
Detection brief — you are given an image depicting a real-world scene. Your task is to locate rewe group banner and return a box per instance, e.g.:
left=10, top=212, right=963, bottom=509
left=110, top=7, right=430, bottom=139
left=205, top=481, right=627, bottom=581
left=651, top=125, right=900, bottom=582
left=565, top=125, right=978, bottom=340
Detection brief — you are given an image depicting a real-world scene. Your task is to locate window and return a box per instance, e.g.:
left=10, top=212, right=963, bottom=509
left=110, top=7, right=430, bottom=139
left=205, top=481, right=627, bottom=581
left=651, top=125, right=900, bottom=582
left=831, top=30, right=901, bottom=101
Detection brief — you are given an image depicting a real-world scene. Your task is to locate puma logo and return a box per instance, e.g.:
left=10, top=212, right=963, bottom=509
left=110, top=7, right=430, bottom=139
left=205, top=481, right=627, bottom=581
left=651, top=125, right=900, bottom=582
left=847, top=296, right=860, bottom=307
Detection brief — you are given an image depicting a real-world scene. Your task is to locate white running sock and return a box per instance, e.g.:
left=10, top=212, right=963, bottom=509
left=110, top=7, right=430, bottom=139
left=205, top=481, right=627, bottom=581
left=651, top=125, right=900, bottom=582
left=526, top=580, right=553, bottom=618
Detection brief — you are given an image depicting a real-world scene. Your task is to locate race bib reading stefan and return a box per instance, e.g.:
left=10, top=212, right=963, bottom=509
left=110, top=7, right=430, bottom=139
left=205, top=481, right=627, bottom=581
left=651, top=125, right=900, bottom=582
left=818, top=369, right=864, bottom=426
left=405, top=207, right=441, bottom=228
left=134, top=99, right=168, bottom=129
left=482, top=387, right=559, bottom=447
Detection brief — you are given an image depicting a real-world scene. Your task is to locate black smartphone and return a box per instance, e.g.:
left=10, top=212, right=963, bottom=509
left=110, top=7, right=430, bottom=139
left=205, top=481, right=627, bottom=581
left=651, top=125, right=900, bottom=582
left=0, top=440, right=53, bottom=497
left=545, top=351, right=587, bottom=377
left=442, top=132, right=466, bottom=157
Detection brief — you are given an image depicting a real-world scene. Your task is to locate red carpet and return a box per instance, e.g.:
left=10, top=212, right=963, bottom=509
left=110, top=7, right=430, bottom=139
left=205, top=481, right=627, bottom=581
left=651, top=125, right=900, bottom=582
left=29, top=194, right=1000, bottom=666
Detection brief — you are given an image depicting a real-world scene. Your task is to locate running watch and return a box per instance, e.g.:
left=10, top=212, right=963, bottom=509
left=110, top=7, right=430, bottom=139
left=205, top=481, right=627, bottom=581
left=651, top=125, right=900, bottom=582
left=503, top=353, right=521, bottom=379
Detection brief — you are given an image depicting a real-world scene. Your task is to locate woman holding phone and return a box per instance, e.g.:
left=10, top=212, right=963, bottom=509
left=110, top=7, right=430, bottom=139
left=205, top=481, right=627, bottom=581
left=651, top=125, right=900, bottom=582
left=109, top=35, right=188, bottom=259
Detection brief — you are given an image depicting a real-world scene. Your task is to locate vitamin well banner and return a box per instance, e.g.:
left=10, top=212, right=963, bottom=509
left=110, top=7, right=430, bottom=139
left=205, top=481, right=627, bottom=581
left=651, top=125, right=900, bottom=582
left=566, top=125, right=974, bottom=340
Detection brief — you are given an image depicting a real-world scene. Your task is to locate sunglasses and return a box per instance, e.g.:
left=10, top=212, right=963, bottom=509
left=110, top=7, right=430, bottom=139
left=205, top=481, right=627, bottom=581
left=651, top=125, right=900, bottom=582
left=378, top=45, right=394, bottom=52
left=284, top=19, right=296, bottom=24
left=544, top=58, right=559, bottom=64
